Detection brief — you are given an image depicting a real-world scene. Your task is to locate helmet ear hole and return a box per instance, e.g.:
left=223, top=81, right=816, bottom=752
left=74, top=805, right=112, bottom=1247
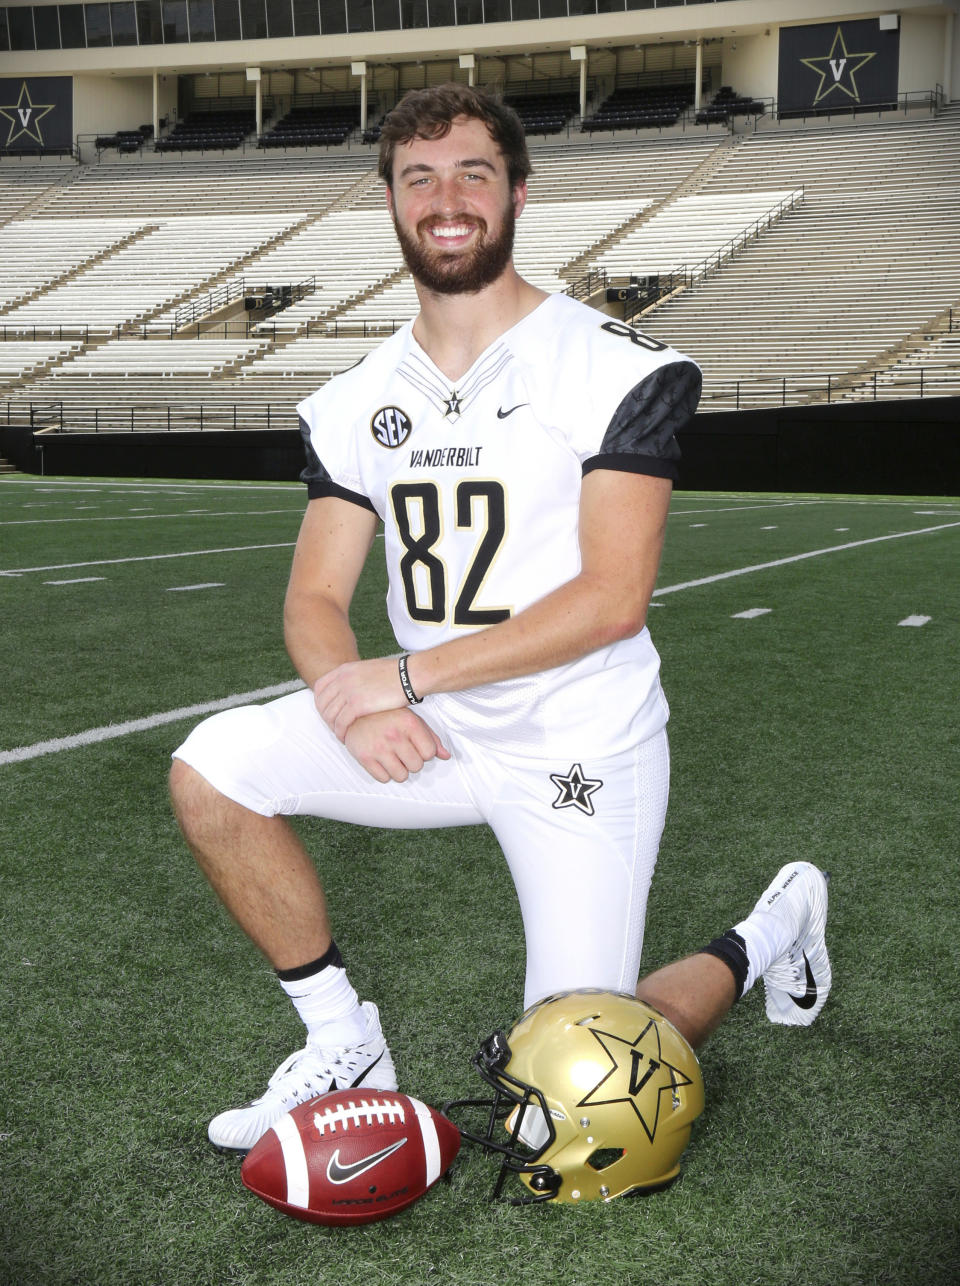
left=587, top=1147, right=625, bottom=1172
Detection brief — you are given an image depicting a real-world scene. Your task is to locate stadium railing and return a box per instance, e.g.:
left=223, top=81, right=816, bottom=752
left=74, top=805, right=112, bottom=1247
left=172, top=276, right=317, bottom=330
left=701, top=363, right=960, bottom=412
left=774, top=86, right=944, bottom=125
left=6, top=357, right=960, bottom=435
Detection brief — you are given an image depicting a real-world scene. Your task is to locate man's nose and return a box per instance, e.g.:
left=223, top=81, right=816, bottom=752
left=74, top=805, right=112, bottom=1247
left=430, top=177, right=462, bottom=213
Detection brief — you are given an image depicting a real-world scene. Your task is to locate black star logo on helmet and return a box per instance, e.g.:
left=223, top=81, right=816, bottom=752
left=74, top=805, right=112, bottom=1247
left=579, top=1019, right=695, bottom=1143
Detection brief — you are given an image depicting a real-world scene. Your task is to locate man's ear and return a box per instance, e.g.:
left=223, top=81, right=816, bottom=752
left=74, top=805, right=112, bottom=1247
left=512, top=180, right=528, bottom=219
left=385, top=183, right=395, bottom=218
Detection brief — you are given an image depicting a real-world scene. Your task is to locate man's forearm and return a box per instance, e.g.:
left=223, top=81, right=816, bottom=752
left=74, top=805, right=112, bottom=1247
left=283, top=593, right=363, bottom=689
left=403, top=567, right=649, bottom=700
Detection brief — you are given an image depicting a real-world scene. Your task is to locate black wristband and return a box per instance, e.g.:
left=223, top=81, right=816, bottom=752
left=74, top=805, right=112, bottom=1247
left=398, top=653, right=422, bottom=705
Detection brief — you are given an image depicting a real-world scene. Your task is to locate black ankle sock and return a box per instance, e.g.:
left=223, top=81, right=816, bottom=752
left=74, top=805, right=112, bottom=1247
left=698, top=929, right=749, bottom=1000
left=275, top=940, right=344, bottom=982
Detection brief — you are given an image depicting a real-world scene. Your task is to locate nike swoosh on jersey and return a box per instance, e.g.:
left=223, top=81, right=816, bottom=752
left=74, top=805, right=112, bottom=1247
left=789, top=951, right=818, bottom=1009
left=497, top=402, right=529, bottom=419
left=325, top=1138, right=407, bottom=1184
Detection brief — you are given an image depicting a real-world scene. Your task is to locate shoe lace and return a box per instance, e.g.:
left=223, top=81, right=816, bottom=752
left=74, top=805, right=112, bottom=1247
left=264, top=1035, right=372, bottom=1106
left=264, top=1045, right=339, bottom=1104
left=765, top=946, right=804, bottom=989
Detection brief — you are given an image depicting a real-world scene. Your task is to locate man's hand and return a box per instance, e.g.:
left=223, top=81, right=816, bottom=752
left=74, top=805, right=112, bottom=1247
left=343, top=709, right=450, bottom=783
left=314, top=657, right=409, bottom=740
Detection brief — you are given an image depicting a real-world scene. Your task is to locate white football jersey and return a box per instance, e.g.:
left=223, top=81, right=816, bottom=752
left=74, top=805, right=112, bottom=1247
left=297, top=292, right=700, bottom=757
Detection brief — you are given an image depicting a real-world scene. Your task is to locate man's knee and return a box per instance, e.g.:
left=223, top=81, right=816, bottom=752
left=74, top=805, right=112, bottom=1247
left=169, top=756, right=220, bottom=836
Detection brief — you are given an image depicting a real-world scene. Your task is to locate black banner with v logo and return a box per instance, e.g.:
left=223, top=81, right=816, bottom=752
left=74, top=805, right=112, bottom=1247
left=778, top=19, right=900, bottom=118
left=0, top=77, right=72, bottom=152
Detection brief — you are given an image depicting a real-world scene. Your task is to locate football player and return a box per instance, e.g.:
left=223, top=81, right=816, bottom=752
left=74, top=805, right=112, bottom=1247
left=170, top=86, right=827, bottom=1155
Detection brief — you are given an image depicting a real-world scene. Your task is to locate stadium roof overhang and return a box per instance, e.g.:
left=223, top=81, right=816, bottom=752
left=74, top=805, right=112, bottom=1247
left=2, top=0, right=956, bottom=80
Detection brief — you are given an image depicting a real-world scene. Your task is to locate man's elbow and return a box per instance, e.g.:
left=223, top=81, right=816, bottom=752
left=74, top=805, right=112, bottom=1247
left=283, top=589, right=320, bottom=655
left=592, top=603, right=650, bottom=648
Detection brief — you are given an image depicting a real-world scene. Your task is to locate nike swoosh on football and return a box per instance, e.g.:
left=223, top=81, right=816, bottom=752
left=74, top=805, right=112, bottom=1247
left=497, top=402, right=528, bottom=419
left=326, top=1137, right=407, bottom=1184
left=789, top=951, right=818, bottom=1009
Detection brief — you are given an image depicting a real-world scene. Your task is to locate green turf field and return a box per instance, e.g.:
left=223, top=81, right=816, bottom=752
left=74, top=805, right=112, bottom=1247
left=1, top=475, right=958, bottom=1285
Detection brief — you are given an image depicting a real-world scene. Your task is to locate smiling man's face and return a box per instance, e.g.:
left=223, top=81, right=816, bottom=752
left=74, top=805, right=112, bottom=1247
left=386, top=115, right=526, bottom=296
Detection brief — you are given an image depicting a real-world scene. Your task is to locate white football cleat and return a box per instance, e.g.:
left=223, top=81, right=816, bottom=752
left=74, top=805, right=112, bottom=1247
left=208, top=1000, right=397, bottom=1153
left=755, top=862, right=832, bottom=1026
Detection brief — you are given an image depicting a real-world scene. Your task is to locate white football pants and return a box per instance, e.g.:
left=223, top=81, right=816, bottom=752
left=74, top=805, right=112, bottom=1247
left=173, top=687, right=669, bottom=1011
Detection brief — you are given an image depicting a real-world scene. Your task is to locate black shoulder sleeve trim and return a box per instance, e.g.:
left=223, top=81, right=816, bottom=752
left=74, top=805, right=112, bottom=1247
left=305, top=479, right=378, bottom=512
left=598, top=359, right=701, bottom=465
left=582, top=453, right=679, bottom=481
left=298, top=413, right=376, bottom=511
left=298, top=413, right=328, bottom=487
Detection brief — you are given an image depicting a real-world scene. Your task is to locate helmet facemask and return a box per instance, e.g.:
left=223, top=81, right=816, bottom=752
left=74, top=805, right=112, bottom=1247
left=443, top=1029, right=565, bottom=1203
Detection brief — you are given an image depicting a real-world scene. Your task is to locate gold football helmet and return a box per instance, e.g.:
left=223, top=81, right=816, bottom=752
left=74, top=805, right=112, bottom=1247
left=444, top=989, right=704, bottom=1204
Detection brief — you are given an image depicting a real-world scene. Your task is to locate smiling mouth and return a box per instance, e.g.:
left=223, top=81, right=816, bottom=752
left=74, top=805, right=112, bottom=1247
left=432, top=224, right=473, bottom=239
left=421, top=217, right=483, bottom=246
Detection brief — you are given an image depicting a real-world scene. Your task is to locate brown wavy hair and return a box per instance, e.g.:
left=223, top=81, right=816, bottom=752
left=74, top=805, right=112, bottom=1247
left=377, top=83, right=532, bottom=190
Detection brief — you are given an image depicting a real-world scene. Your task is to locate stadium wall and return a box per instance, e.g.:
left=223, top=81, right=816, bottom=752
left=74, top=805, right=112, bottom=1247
left=676, top=400, right=960, bottom=495
left=3, top=1, right=954, bottom=95
left=690, top=11, right=954, bottom=106
left=899, top=11, right=955, bottom=99
left=5, top=400, right=958, bottom=495
left=2, top=1, right=955, bottom=148
left=73, top=73, right=162, bottom=139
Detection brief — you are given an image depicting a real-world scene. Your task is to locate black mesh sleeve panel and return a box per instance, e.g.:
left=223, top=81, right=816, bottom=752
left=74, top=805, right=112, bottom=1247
left=582, top=359, right=701, bottom=481
left=298, top=414, right=377, bottom=511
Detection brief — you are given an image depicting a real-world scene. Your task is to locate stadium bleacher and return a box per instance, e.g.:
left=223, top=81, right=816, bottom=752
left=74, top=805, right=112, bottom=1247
left=637, top=108, right=960, bottom=408
left=154, top=110, right=257, bottom=153
left=696, top=85, right=766, bottom=126
left=2, top=99, right=959, bottom=428
left=582, top=83, right=695, bottom=133
left=260, top=104, right=358, bottom=150
left=505, top=90, right=580, bottom=136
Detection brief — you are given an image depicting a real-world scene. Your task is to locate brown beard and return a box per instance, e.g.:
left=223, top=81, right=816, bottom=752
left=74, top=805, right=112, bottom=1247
left=392, top=201, right=517, bottom=296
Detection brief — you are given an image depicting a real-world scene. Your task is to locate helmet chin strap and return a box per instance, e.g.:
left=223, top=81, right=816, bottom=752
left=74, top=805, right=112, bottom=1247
left=494, top=1161, right=561, bottom=1205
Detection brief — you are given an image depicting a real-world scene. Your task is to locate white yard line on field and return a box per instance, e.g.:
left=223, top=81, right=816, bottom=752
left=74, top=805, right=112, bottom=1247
left=0, top=681, right=306, bottom=766
left=0, top=479, right=299, bottom=492
left=2, top=520, right=958, bottom=765
left=653, top=522, right=960, bottom=597
left=0, top=542, right=297, bottom=576
left=44, top=577, right=107, bottom=585
left=0, top=509, right=301, bottom=527
left=669, top=499, right=824, bottom=516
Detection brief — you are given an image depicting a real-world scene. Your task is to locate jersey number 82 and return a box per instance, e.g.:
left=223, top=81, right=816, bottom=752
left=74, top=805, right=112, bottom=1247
left=390, top=480, right=510, bottom=627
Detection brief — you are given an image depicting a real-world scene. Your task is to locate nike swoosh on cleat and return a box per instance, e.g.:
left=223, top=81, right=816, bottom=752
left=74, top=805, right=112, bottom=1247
left=497, top=403, right=528, bottom=419
left=326, top=1138, right=407, bottom=1184
left=789, top=951, right=818, bottom=1009
left=350, top=1050, right=384, bottom=1087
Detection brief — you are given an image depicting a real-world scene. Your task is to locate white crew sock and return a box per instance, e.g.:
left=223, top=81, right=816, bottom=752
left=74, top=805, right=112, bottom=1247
left=730, top=910, right=794, bottom=996
left=277, top=945, right=367, bottom=1048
